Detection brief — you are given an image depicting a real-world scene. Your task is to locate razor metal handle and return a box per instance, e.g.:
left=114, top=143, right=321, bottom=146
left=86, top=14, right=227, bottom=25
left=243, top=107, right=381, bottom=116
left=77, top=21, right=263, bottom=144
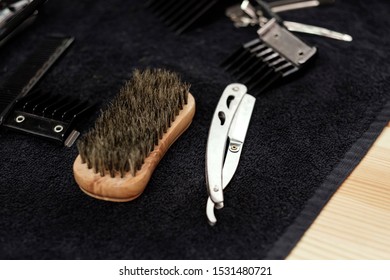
left=206, top=84, right=248, bottom=208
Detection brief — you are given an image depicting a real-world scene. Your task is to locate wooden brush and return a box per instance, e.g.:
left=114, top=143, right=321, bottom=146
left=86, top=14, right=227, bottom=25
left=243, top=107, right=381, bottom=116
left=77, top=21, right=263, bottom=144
left=73, top=69, right=196, bottom=202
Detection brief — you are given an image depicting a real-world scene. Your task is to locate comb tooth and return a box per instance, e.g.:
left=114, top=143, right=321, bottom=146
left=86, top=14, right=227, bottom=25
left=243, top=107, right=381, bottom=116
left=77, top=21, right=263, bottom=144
left=243, top=38, right=262, bottom=49
left=165, top=0, right=207, bottom=27
left=247, top=43, right=267, bottom=54
left=22, top=92, right=50, bottom=113
left=148, top=0, right=218, bottom=34
left=221, top=39, right=263, bottom=69
left=237, top=59, right=267, bottom=81
left=224, top=48, right=252, bottom=72
left=51, top=98, right=79, bottom=120
left=30, top=94, right=59, bottom=116
left=163, top=1, right=197, bottom=26
left=221, top=46, right=246, bottom=68
left=152, top=0, right=178, bottom=19
left=231, top=53, right=259, bottom=76
left=251, top=72, right=283, bottom=95
left=20, top=93, right=42, bottom=112
left=41, top=96, right=69, bottom=117
left=149, top=0, right=176, bottom=13
left=243, top=64, right=272, bottom=86
left=240, top=59, right=269, bottom=84
left=275, top=61, right=295, bottom=73
left=268, top=56, right=286, bottom=67
left=247, top=68, right=276, bottom=91
left=262, top=52, right=280, bottom=63
left=257, top=47, right=274, bottom=58
left=280, top=64, right=299, bottom=77
left=67, top=101, right=94, bottom=122
left=61, top=100, right=89, bottom=121
left=171, top=0, right=218, bottom=34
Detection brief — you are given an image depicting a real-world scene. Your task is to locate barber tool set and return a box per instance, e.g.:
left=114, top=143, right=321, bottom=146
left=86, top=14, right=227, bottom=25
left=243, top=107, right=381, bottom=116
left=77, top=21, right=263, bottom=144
left=205, top=0, right=352, bottom=224
left=0, top=1, right=353, bottom=225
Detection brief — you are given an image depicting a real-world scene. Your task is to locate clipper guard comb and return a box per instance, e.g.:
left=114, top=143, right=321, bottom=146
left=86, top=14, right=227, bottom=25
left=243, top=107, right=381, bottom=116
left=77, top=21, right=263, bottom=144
left=222, top=18, right=317, bottom=95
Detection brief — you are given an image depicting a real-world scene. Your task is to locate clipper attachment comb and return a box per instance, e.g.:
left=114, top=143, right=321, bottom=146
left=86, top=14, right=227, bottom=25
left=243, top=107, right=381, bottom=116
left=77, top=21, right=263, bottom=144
left=147, top=0, right=242, bottom=34
left=0, top=35, right=74, bottom=124
left=222, top=18, right=316, bottom=95
left=0, top=35, right=94, bottom=146
left=2, top=90, right=94, bottom=147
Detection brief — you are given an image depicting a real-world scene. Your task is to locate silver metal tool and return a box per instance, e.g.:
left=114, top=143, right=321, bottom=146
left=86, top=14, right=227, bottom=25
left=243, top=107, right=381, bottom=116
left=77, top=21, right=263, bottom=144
left=221, top=18, right=317, bottom=95
left=268, top=0, right=335, bottom=13
left=226, top=0, right=352, bottom=42
left=206, top=83, right=256, bottom=226
left=283, top=21, right=352, bottom=41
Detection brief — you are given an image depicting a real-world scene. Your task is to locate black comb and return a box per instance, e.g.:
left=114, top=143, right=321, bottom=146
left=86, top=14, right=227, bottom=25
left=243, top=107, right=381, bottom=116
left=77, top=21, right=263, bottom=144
left=147, top=0, right=239, bottom=34
left=0, top=35, right=94, bottom=146
left=0, top=35, right=74, bottom=124
left=222, top=18, right=317, bottom=95
left=2, top=90, right=94, bottom=146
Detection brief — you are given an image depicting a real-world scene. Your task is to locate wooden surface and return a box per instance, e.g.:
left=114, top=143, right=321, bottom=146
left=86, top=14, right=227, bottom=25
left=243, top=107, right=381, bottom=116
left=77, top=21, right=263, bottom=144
left=288, top=123, right=390, bottom=259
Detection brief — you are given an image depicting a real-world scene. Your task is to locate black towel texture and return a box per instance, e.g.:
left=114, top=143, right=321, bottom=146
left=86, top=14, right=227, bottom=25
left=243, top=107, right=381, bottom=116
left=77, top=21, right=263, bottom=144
left=0, top=0, right=389, bottom=259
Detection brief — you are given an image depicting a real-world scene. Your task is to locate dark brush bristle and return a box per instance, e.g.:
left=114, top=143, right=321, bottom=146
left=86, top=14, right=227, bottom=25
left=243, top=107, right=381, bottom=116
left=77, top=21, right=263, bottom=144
left=77, top=69, right=190, bottom=178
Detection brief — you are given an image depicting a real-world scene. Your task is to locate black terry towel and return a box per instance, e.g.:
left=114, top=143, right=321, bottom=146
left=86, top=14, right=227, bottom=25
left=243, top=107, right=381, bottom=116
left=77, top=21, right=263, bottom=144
left=0, top=0, right=389, bottom=259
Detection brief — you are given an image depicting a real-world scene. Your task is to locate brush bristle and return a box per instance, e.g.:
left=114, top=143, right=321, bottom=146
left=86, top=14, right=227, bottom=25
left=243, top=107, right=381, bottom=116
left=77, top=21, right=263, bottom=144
left=77, top=69, right=190, bottom=178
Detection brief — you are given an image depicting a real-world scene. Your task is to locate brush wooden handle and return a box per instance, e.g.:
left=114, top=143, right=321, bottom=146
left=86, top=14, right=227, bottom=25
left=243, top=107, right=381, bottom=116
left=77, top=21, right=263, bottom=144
left=73, top=94, right=196, bottom=202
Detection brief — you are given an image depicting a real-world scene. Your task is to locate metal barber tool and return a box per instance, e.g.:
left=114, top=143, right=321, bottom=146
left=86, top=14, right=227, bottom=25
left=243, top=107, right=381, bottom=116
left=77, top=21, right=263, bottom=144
left=206, top=83, right=256, bottom=226
left=0, top=35, right=94, bottom=147
left=222, top=18, right=317, bottom=95
left=226, top=0, right=352, bottom=42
